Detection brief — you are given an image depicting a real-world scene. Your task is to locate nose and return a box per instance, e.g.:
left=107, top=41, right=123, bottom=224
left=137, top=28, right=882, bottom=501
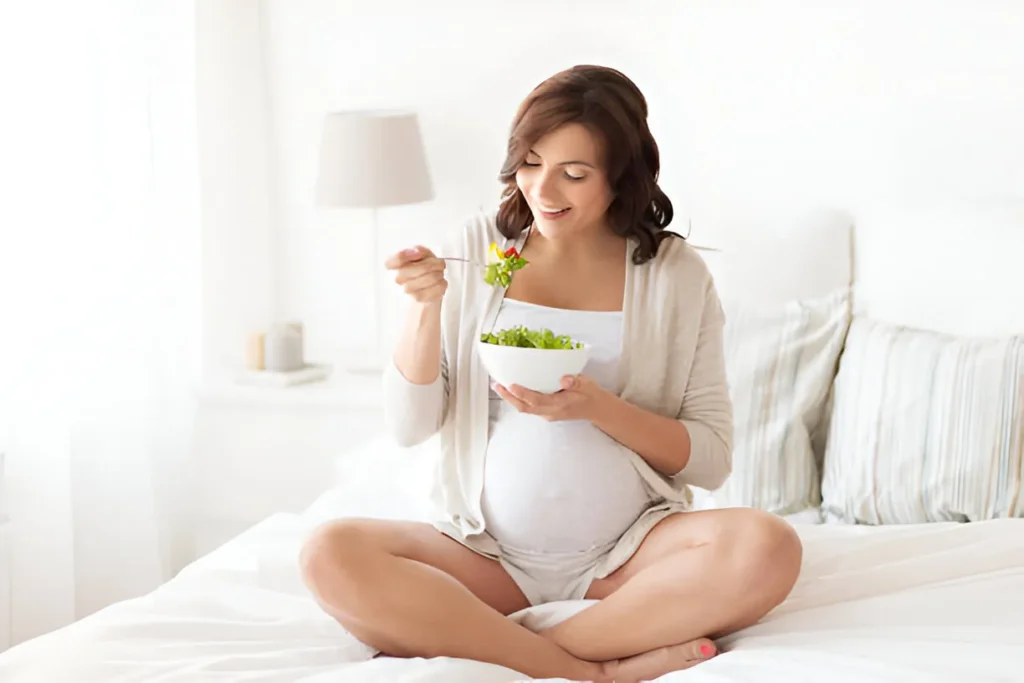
left=528, top=168, right=564, bottom=207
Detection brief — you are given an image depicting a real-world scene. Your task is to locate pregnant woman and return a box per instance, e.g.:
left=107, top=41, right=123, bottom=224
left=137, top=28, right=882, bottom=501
left=300, top=65, right=802, bottom=682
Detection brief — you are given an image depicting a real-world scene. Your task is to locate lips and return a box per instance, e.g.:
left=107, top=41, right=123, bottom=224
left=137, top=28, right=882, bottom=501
left=538, top=207, right=571, bottom=219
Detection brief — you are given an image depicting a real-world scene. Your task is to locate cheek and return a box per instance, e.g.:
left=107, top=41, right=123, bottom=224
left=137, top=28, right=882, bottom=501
left=515, top=169, right=532, bottom=196
left=573, top=181, right=612, bottom=212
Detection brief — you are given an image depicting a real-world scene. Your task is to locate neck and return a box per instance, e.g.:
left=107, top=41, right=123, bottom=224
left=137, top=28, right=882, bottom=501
left=526, top=224, right=626, bottom=263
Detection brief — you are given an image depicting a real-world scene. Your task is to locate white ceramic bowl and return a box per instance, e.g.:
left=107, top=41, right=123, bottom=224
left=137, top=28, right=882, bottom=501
left=477, top=340, right=589, bottom=394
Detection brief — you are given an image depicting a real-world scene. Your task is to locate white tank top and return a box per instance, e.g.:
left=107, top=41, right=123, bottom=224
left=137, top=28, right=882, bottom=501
left=480, top=298, right=653, bottom=554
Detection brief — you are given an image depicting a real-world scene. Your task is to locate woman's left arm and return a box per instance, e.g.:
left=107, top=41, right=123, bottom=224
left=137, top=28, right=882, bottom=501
left=590, top=295, right=733, bottom=486
left=587, top=390, right=691, bottom=476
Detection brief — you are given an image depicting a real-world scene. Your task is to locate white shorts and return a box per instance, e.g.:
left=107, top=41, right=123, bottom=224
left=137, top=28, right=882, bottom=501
left=498, top=540, right=616, bottom=606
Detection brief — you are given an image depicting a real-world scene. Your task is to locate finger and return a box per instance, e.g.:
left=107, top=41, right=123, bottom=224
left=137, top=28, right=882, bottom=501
left=383, top=248, right=421, bottom=270
left=507, top=384, right=549, bottom=407
left=393, top=258, right=446, bottom=285
left=559, top=375, right=578, bottom=391
left=400, top=270, right=446, bottom=294
left=494, top=384, right=532, bottom=413
left=407, top=279, right=447, bottom=303
left=384, top=246, right=434, bottom=270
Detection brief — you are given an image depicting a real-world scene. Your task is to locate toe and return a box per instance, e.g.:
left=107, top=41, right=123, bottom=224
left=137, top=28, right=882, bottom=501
left=688, top=637, right=717, bottom=660
left=609, top=637, right=718, bottom=682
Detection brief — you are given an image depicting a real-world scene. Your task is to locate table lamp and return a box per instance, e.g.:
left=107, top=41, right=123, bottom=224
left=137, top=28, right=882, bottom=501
left=315, top=109, right=434, bottom=372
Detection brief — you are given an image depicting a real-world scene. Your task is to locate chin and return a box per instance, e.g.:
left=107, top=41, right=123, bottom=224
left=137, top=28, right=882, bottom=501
left=532, top=212, right=585, bottom=239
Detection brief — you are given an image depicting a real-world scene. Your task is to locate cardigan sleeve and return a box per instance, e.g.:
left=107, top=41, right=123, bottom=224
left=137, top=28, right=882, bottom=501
left=380, top=220, right=473, bottom=448
left=382, top=342, right=450, bottom=447
left=671, top=280, right=734, bottom=490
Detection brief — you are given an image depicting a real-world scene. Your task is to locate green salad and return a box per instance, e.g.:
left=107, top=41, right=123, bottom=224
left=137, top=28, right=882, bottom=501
left=480, top=325, right=583, bottom=350
left=483, top=242, right=528, bottom=288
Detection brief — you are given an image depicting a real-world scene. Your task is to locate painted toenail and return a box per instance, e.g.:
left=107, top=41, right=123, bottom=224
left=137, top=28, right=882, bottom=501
left=700, top=644, right=714, bottom=657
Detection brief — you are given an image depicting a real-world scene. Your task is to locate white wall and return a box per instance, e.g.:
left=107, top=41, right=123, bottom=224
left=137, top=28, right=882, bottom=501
left=242, top=0, right=1024, bottom=374
left=197, top=1, right=277, bottom=383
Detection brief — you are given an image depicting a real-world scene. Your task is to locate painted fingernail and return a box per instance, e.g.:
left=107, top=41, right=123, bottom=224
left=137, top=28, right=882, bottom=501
left=700, top=644, right=714, bottom=657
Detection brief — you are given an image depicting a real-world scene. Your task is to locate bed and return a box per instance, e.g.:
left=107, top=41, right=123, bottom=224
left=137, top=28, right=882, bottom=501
left=0, top=433, right=1022, bottom=683
left=4, top=199, right=1023, bottom=681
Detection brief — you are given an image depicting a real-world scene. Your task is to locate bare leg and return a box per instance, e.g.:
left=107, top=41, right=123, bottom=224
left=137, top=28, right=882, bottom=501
left=542, top=508, right=803, bottom=681
left=299, top=518, right=604, bottom=681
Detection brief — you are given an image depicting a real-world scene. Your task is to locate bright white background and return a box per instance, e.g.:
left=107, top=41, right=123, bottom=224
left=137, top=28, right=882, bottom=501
left=1, top=0, right=1022, bottom=648
left=0, top=0, right=200, bottom=645
left=254, top=0, right=1024, bottom=368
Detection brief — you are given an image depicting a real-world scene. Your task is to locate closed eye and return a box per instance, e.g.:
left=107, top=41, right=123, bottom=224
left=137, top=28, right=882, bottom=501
left=521, top=159, right=586, bottom=181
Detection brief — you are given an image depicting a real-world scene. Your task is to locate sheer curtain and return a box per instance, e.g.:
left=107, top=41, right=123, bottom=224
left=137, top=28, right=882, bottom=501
left=0, top=1, right=201, bottom=643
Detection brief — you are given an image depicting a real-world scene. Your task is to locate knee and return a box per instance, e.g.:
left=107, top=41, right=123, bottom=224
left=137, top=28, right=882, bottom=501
left=298, top=518, right=372, bottom=594
left=728, top=509, right=803, bottom=598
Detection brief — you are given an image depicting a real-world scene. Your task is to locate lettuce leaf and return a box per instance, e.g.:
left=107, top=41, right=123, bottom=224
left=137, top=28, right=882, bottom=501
left=483, top=253, right=528, bottom=287
left=480, top=326, right=583, bottom=349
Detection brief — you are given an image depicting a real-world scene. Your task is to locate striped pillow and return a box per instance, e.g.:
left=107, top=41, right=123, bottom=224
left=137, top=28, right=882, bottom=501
left=821, top=318, right=1024, bottom=524
left=707, top=289, right=851, bottom=514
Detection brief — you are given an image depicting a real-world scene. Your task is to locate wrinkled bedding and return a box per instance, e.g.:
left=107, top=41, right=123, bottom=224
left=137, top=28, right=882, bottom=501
left=2, top=437, right=1022, bottom=682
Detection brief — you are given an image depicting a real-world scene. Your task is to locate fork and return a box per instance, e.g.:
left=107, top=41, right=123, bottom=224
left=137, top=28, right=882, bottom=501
left=440, top=257, right=488, bottom=267
left=441, top=246, right=719, bottom=264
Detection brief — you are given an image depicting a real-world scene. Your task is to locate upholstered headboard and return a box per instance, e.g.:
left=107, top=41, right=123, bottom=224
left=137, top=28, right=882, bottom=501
left=685, top=198, right=1023, bottom=520
left=691, top=199, right=1024, bottom=339
left=851, top=200, right=1024, bottom=337
left=695, top=207, right=853, bottom=307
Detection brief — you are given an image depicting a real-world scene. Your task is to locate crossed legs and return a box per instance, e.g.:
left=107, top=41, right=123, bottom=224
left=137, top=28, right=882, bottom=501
left=299, top=508, right=802, bottom=682
left=540, top=508, right=803, bottom=679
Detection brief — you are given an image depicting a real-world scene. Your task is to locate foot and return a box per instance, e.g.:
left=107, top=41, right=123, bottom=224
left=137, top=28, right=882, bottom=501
left=599, top=638, right=717, bottom=682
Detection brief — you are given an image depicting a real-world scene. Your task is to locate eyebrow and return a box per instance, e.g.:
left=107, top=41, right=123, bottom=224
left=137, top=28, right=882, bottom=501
left=527, top=149, right=596, bottom=169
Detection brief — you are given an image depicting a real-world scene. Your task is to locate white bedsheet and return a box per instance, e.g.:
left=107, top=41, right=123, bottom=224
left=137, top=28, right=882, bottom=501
left=2, top=437, right=1023, bottom=682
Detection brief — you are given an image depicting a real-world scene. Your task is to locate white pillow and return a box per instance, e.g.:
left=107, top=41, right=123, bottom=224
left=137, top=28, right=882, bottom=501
left=690, top=207, right=853, bottom=515
left=304, top=435, right=437, bottom=526
left=821, top=317, right=1024, bottom=524
left=704, top=289, right=851, bottom=514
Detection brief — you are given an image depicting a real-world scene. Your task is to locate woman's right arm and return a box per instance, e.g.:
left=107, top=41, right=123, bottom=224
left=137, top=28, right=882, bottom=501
left=381, top=247, right=450, bottom=446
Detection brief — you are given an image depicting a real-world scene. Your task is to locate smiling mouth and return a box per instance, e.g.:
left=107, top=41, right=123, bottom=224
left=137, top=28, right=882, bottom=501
left=538, top=207, right=571, bottom=218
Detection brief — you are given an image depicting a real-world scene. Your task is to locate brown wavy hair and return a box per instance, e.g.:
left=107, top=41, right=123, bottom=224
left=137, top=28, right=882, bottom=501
left=496, top=65, right=679, bottom=265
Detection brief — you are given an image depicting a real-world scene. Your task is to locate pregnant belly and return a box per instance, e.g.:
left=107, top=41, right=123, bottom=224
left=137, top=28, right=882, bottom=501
left=480, top=408, right=653, bottom=553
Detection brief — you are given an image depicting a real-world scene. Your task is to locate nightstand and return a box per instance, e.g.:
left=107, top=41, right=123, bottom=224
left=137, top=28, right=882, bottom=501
left=191, top=371, right=386, bottom=555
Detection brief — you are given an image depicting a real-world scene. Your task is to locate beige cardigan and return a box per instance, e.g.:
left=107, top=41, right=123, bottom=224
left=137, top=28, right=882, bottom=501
left=382, top=211, right=733, bottom=579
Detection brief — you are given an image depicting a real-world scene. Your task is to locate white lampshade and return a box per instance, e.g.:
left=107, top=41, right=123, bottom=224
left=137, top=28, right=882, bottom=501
left=315, top=109, right=434, bottom=208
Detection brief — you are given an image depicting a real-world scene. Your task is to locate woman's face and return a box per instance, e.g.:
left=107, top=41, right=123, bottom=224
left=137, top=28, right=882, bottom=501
left=515, top=123, right=614, bottom=241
